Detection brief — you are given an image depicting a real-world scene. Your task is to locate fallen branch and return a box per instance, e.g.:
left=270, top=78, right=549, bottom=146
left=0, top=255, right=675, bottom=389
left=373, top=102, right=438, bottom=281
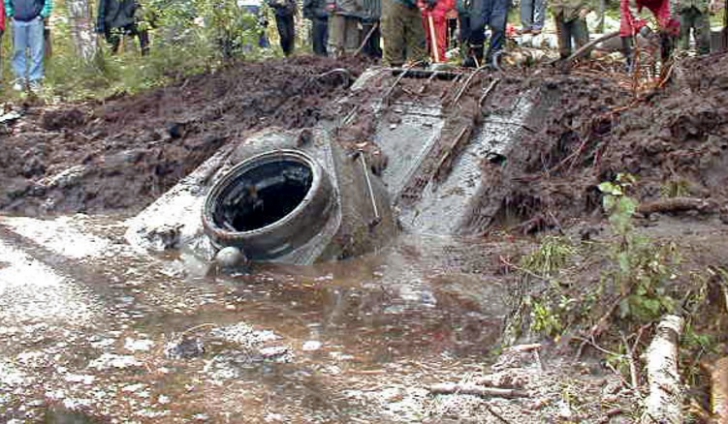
left=429, top=383, right=529, bottom=399
left=637, top=197, right=719, bottom=215
left=640, top=315, right=684, bottom=424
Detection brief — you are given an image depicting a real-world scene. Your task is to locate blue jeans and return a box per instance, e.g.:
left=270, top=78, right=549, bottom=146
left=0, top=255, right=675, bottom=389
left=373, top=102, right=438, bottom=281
left=520, top=0, right=547, bottom=31
left=468, top=0, right=509, bottom=61
left=12, top=17, right=45, bottom=84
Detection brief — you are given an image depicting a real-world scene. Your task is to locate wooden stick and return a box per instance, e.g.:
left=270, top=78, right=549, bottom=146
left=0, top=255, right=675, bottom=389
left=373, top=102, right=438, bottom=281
left=354, top=22, right=379, bottom=57
left=429, top=383, right=530, bottom=398
left=428, top=13, right=440, bottom=63
left=640, top=315, right=684, bottom=424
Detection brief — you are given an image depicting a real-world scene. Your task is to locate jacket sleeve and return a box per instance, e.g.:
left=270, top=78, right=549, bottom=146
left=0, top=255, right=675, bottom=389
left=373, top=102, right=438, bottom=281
left=0, top=0, right=5, bottom=31
left=40, top=0, right=53, bottom=18
left=5, top=0, right=13, bottom=18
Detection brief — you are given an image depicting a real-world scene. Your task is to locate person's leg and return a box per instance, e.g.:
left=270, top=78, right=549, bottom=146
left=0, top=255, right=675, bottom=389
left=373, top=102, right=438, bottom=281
left=343, top=17, right=360, bottom=54
left=485, top=0, right=509, bottom=63
left=12, top=20, right=29, bottom=85
left=404, top=4, right=428, bottom=63
left=106, top=28, right=122, bottom=54
left=555, top=13, right=570, bottom=58
left=312, top=18, right=328, bottom=56
left=275, top=14, right=295, bottom=56
left=572, top=17, right=589, bottom=50
left=284, top=14, right=295, bottom=55
left=520, top=0, right=533, bottom=31
left=328, top=14, right=345, bottom=57
left=533, top=0, right=547, bottom=31
left=678, top=9, right=691, bottom=51
left=434, top=16, right=448, bottom=61
left=382, top=0, right=407, bottom=66
left=465, top=0, right=487, bottom=66
left=28, top=17, right=45, bottom=84
left=129, top=24, right=151, bottom=56
left=694, top=7, right=711, bottom=54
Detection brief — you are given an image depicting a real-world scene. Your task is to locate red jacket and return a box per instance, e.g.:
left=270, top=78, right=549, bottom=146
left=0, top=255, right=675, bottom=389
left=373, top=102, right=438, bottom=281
left=419, top=0, right=456, bottom=22
left=0, top=0, right=5, bottom=33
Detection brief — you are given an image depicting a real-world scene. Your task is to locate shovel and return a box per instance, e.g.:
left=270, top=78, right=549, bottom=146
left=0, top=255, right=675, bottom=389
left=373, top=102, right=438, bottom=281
left=428, top=13, right=440, bottom=62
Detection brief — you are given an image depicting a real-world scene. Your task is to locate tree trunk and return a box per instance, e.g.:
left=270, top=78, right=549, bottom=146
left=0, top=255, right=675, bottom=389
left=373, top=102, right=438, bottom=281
left=66, top=0, right=99, bottom=61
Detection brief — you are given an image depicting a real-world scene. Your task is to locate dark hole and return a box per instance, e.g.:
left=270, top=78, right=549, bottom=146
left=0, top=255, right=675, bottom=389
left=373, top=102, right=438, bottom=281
left=214, top=159, right=313, bottom=232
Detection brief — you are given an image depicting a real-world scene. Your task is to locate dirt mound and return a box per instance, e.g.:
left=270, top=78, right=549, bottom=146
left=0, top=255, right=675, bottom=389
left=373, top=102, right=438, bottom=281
left=471, top=54, right=728, bottom=233
left=0, top=56, right=370, bottom=216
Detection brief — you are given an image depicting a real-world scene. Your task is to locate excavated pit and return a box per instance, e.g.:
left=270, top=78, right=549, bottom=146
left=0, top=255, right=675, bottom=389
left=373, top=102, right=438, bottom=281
left=2, top=54, right=728, bottom=423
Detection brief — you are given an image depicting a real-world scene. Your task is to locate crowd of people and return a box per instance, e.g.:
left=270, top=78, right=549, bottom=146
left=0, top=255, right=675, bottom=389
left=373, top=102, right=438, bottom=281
left=0, top=0, right=719, bottom=93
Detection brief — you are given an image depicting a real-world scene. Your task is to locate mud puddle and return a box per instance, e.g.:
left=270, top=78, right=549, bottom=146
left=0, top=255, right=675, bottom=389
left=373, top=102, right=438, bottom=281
left=0, top=214, right=513, bottom=422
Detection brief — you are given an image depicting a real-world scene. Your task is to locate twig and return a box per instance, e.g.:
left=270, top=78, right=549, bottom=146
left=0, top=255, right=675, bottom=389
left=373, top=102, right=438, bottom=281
left=498, top=256, right=550, bottom=282
left=621, top=332, right=639, bottom=390
left=429, top=383, right=529, bottom=398
left=484, top=402, right=512, bottom=424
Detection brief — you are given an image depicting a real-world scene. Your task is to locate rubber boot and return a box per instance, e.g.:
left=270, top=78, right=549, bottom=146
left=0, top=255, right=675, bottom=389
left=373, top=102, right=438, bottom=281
left=621, top=36, right=635, bottom=73
left=463, top=44, right=484, bottom=68
left=660, top=32, right=675, bottom=64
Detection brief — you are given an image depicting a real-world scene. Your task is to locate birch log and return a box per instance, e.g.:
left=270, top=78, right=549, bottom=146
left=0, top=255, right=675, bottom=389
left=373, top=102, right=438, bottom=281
left=640, top=315, right=685, bottom=424
left=710, top=357, right=728, bottom=424
left=67, top=0, right=99, bottom=61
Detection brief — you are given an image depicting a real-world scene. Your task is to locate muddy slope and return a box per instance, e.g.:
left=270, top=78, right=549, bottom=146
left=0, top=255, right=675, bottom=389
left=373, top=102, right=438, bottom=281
left=467, top=54, right=728, bottom=233
left=0, top=56, right=369, bottom=216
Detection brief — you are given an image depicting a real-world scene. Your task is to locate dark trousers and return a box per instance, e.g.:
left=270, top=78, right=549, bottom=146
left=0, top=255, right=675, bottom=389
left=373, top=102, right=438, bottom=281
left=275, top=13, right=295, bottom=56
left=555, top=14, right=588, bottom=58
left=105, top=23, right=150, bottom=56
left=467, top=0, right=509, bottom=61
left=679, top=7, right=710, bottom=54
left=361, top=21, right=382, bottom=58
left=311, top=17, right=328, bottom=56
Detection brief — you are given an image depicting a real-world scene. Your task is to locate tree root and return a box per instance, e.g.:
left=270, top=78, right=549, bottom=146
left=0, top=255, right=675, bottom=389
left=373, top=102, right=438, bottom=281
left=428, top=383, right=530, bottom=399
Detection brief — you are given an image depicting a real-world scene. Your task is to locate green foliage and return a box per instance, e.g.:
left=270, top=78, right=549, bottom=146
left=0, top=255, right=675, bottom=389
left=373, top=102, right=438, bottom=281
left=598, top=173, right=638, bottom=237
left=520, top=236, right=576, bottom=277
left=527, top=297, right=564, bottom=337
left=3, top=0, right=276, bottom=101
left=599, top=173, right=679, bottom=324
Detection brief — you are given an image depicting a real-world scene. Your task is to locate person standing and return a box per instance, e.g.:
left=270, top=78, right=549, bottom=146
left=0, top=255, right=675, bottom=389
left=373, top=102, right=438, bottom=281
left=551, top=0, right=591, bottom=59
left=304, top=0, right=329, bottom=56
left=463, top=0, right=509, bottom=67
left=520, top=0, right=547, bottom=34
left=97, top=0, right=150, bottom=56
left=267, top=0, right=297, bottom=56
left=675, top=0, right=711, bottom=54
left=326, top=0, right=362, bottom=57
left=381, top=0, right=427, bottom=66
left=5, top=0, right=53, bottom=91
left=421, top=0, right=455, bottom=62
left=620, top=0, right=680, bottom=70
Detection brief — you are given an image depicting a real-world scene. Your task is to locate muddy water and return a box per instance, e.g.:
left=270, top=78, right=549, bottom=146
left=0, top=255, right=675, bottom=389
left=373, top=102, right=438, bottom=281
left=162, top=234, right=508, bottom=363
left=0, top=214, right=512, bottom=421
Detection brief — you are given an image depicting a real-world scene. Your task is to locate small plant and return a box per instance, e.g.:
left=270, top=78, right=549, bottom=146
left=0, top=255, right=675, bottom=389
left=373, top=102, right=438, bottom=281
left=599, top=173, right=678, bottom=323
left=520, top=235, right=576, bottom=277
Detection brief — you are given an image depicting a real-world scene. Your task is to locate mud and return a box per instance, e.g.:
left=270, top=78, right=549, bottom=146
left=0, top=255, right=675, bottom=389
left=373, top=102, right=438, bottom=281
left=460, top=54, right=728, bottom=233
left=0, top=56, right=370, bottom=216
